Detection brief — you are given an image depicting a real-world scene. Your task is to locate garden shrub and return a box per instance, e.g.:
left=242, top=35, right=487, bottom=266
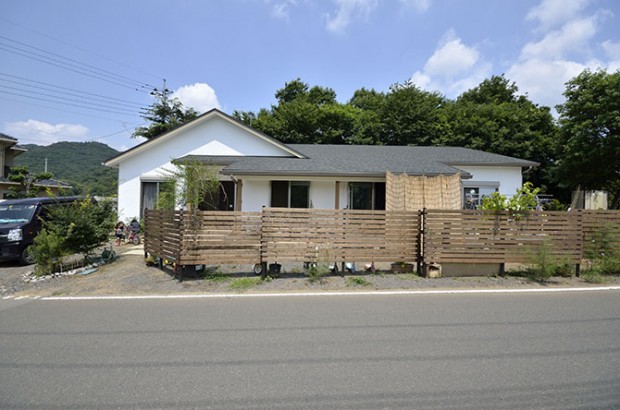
left=31, top=229, right=66, bottom=276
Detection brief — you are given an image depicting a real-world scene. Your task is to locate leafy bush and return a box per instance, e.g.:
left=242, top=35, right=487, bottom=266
left=31, top=229, right=66, bottom=276
left=585, top=224, right=620, bottom=275
left=306, top=264, right=331, bottom=283
left=30, top=197, right=115, bottom=274
left=526, top=240, right=562, bottom=282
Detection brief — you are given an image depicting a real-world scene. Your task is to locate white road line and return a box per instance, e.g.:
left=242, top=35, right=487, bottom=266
left=39, top=286, right=620, bottom=301
left=2, top=295, right=15, bottom=299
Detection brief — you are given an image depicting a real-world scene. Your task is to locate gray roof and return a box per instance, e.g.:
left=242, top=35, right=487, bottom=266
left=178, top=145, right=538, bottom=179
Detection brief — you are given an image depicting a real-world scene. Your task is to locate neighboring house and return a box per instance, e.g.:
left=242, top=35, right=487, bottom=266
left=0, top=133, right=72, bottom=199
left=103, top=109, right=538, bottom=221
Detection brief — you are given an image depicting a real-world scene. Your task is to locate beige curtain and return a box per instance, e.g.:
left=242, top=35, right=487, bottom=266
left=385, top=172, right=462, bottom=211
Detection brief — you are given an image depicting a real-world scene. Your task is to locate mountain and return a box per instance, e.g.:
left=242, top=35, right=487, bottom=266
left=15, top=141, right=119, bottom=196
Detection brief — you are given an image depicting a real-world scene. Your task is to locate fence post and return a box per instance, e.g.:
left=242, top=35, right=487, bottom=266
left=418, top=208, right=425, bottom=275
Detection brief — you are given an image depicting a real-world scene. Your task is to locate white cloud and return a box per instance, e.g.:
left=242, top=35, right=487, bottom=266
left=3, top=120, right=89, bottom=145
left=521, top=16, right=598, bottom=60
left=409, top=30, right=491, bottom=98
left=506, top=59, right=590, bottom=108
left=325, top=0, right=378, bottom=34
left=399, top=0, right=431, bottom=13
left=526, top=0, right=591, bottom=30
left=173, top=83, right=221, bottom=114
left=268, top=0, right=297, bottom=21
left=505, top=0, right=617, bottom=111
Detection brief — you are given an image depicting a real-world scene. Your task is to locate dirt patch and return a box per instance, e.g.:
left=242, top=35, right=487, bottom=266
left=2, top=244, right=619, bottom=298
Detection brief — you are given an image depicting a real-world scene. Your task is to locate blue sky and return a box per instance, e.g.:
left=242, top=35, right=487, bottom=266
left=1, top=0, right=618, bottom=152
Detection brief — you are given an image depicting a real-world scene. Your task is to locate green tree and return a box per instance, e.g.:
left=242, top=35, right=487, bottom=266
left=555, top=69, right=620, bottom=208
left=443, top=75, right=557, bottom=192
left=133, top=89, right=199, bottom=140
left=381, top=81, right=449, bottom=146
left=158, top=159, right=220, bottom=210
left=233, top=78, right=361, bottom=145
left=5, top=166, right=53, bottom=198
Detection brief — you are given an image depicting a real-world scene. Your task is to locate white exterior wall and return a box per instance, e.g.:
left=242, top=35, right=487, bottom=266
left=454, top=166, right=524, bottom=196
left=115, top=116, right=292, bottom=221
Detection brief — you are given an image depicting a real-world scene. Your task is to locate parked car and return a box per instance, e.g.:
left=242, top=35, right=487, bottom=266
left=0, top=196, right=85, bottom=265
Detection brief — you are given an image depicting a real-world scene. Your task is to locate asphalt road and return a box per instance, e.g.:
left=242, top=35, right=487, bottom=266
left=1, top=291, right=619, bottom=409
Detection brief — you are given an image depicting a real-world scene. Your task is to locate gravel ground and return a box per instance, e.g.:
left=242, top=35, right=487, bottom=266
left=2, top=244, right=619, bottom=298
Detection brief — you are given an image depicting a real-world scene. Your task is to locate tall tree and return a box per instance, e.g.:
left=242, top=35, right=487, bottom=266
left=555, top=69, right=620, bottom=208
left=381, top=81, right=448, bottom=146
left=133, top=89, right=198, bottom=140
left=442, top=75, right=557, bottom=191
left=233, top=79, right=360, bottom=144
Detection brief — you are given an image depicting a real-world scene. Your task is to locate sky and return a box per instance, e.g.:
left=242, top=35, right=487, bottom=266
left=0, top=0, right=619, bottom=152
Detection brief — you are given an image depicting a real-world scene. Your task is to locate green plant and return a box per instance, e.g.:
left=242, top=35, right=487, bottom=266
left=481, top=182, right=541, bottom=220
left=347, top=277, right=371, bottom=287
left=306, top=264, right=331, bottom=283
left=582, top=271, right=605, bottom=284
left=203, top=267, right=229, bottom=282
left=585, top=224, right=620, bottom=275
left=229, top=277, right=262, bottom=291
left=30, top=229, right=66, bottom=276
left=526, top=240, right=558, bottom=282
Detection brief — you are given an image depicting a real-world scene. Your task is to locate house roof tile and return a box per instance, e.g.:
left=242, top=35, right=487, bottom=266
left=179, top=145, right=538, bottom=178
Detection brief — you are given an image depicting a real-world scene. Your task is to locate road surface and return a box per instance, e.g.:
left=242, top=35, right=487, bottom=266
left=1, top=290, right=619, bottom=409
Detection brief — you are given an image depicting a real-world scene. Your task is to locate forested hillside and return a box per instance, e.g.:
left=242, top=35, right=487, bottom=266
left=15, top=141, right=119, bottom=196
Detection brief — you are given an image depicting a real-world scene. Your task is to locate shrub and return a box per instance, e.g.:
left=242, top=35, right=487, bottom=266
left=585, top=224, right=620, bottom=275
left=306, top=264, right=331, bottom=283
left=526, top=240, right=560, bottom=282
left=31, top=197, right=115, bottom=274
left=31, top=229, right=66, bottom=276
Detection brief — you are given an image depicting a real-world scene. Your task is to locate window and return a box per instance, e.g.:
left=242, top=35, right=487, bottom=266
left=270, top=181, right=310, bottom=208
left=349, top=182, right=385, bottom=210
left=201, top=181, right=236, bottom=211
left=141, top=181, right=236, bottom=216
left=463, top=184, right=499, bottom=209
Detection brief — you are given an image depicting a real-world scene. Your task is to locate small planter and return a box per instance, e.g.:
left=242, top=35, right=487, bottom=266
left=391, top=262, right=414, bottom=273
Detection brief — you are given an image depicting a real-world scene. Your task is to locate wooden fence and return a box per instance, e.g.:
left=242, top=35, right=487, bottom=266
left=261, top=208, right=420, bottom=264
left=423, top=210, right=583, bottom=264
left=144, top=208, right=620, bottom=276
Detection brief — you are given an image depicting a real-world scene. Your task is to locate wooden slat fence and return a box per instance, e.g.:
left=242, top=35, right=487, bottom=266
left=144, top=209, right=182, bottom=263
left=260, top=208, right=420, bottom=264
left=178, top=211, right=262, bottom=265
left=144, top=208, right=620, bottom=272
left=423, top=210, right=583, bottom=264
left=581, top=210, right=620, bottom=258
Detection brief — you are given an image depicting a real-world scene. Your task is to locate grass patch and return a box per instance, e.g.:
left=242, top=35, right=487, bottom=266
left=347, top=277, right=371, bottom=287
left=203, top=267, right=229, bottom=282
left=582, top=271, right=606, bottom=284
left=229, top=277, right=262, bottom=291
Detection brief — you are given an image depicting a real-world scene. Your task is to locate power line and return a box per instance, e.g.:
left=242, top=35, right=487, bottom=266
left=0, top=41, right=150, bottom=92
left=0, top=72, right=146, bottom=108
left=0, top=95, right=135, bottom=122
left=0, top=16, right=163, bottom=83
left=0, top=84, right=140, bottom=114
left=0, top=89, right=138, bottom=116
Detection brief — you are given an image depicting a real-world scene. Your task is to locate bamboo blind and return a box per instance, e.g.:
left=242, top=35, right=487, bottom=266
left=385, top=172, right=462, bottom=211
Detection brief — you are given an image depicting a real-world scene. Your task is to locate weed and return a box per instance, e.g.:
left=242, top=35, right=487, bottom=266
left=306, top=264, right=331, bottom=283
left=582, top=271, right=605, bottom=284
left=203, top=267, right=229, bottom=282
left=347, top=277, right=371, bottom=287
left=229, top=277, right=262, bottom=291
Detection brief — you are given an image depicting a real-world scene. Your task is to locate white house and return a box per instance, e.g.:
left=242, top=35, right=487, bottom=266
left=103, top=109, right=538, bottom=221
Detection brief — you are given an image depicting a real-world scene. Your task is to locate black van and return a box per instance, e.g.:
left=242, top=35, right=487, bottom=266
left=0, top=196, right=84, bottom=265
